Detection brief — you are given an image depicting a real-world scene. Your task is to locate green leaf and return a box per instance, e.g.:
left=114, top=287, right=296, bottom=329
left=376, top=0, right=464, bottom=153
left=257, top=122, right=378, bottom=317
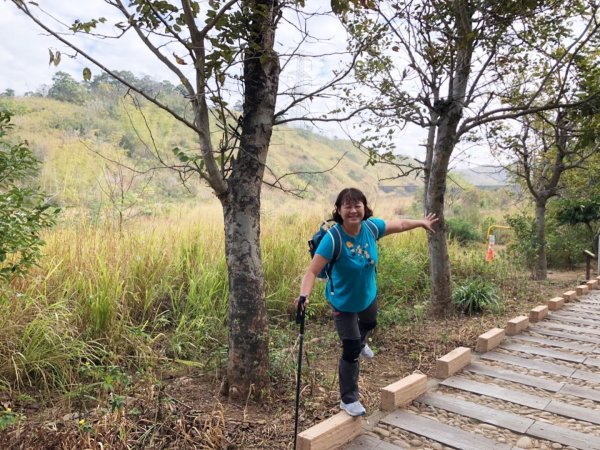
left=331, top=0, right=348, bottom=15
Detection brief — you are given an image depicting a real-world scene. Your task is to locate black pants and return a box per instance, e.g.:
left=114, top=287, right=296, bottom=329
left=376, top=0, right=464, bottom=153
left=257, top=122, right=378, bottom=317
left=333, top=299, right=378, bottom=404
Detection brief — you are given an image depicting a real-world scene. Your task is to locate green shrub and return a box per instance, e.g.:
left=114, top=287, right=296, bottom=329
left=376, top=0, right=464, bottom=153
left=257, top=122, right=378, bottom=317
left=0, top=111, right=59, bottom=280
left=446, top=218, right=480, bottom=244
left=546, top=201, right=596, bottom=269
left=505, top=213, right=538, bottom=277
left=452, top=278, right=502, bottom=315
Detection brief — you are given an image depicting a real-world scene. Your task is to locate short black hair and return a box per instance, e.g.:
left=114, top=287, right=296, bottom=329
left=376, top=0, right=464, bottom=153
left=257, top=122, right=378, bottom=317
left=332, top=187, right=374, bottom=224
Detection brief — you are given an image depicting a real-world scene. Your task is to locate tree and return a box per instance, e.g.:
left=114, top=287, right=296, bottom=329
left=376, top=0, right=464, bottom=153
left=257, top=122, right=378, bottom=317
left=12, top=0, right=366, bottom=398
left=0, top=111, right=59, bottom=281
left=48, top=71, right=86, bottom=104
left=342, top=0, right=600, bottom=315
left=489, top=46, right=600, bottom=279
left=555, top=198, right=600, bottom=252
left=490, top=109, right=600, bottom=279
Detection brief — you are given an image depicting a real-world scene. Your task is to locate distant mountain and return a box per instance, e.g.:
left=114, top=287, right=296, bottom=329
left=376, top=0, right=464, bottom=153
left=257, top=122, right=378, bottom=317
left=452, top=165, right=509, bottom=187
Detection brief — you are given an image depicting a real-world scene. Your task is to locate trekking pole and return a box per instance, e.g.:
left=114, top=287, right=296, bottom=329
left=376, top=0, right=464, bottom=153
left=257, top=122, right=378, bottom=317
left=293, top=295, right=307, bottom=450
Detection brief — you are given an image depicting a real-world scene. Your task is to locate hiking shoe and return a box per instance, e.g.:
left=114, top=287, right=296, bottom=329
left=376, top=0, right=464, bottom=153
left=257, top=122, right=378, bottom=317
left=340, top=400, right=366, bottom=417
left=361, top=344, right=374, bottom=360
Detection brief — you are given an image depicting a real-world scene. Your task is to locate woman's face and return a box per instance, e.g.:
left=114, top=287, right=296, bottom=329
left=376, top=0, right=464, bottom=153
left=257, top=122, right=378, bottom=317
left=339, top=200, right=365, bottom=225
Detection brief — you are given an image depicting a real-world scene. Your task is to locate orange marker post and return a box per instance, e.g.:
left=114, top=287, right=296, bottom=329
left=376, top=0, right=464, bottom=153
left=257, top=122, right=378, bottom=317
left=485, top=234, right=495, bottom=262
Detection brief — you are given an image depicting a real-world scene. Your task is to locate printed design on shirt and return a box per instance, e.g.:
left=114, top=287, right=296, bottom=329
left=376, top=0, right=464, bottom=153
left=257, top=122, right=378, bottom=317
left=347, top=240, right=375, bottom=267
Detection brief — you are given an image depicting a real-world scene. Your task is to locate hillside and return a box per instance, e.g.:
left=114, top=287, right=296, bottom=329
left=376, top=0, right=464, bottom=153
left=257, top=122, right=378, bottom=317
left=454, top=165, right=508, bottom=187
left=0, top=95, right=422, bottom=213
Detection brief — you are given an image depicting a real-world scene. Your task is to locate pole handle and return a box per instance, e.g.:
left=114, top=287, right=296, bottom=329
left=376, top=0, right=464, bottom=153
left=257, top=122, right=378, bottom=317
left=296, top=296, right=306, bottom=324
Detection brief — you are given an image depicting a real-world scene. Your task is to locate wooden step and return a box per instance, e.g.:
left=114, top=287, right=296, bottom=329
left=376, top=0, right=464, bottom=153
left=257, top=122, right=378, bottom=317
left=340, top=292, right=600, bottom=450
left=341, top=434, right=404, bottom=450
left=571, top=369, right=600, bottom=384
left=417, top=392, right=600, bottom=450
left=555, top=310, right=600, bottom=320
left=528, top=326, right=600, bottom=345
left=545, top=400, right=600, bottom=426
left=440, top=376, right=551, bottom=409
left=559, top=383, right=600, bottom=402
left=380, top=410, right=513, bottom=450
left=416, top=392, right=534, bottom=433
left=565, top=305, right=600, bottom=313
left=511, top=333, right=596, bottom=353
left=499, top=342, right=587, bottom=363
left=480, top=351, right=575, bottom=377
left=441, top=376, right=600, bottom=427
left=547, top=315, right=600, bottom=328
left=536, top=322, right=600, bottom=337
left=465, top=362, right=564, bottom=392
left=480, top=350, right=600, bottom=383
left=583, top=356, right=600, bottom=368
left=578, top=302, right=600, bottom=308
left=526, top=421, right=600, bottom=450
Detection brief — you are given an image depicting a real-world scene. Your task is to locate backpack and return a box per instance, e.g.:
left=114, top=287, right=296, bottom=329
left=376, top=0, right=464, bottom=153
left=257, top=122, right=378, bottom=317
left=309, top=220, right=343, bottom=280
left=308, top=219, right=381, bottom=281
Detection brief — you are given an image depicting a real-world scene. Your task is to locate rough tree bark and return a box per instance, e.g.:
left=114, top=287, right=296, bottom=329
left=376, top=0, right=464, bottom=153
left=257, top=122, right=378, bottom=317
left=221, top=0, right=280, bottom=398
left=534, top=200, right=548, bottom=280
left=425, top=0, right=473, bottom=317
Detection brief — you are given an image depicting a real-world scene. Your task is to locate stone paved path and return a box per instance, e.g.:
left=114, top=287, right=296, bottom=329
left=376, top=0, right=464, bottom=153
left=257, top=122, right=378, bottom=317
left=342, top=290, right=600, bottom=450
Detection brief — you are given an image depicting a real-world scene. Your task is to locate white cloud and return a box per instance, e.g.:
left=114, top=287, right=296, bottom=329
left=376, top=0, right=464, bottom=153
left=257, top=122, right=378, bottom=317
left=0, top=1, right=181, bottom=93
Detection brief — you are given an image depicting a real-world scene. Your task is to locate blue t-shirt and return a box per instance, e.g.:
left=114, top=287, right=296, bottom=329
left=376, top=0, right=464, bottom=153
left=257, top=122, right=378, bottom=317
left=315, top=218, right=386, bottom=312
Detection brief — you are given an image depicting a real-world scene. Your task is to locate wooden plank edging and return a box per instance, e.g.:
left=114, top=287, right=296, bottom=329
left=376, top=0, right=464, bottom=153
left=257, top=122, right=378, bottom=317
left=576, top=285, right=589, bottom=296
left=529, top=305, right=548, bottom=322
left=476, top=328, right=505, bottom=353
left=506, top=315, right=529, bottom=336
left=435, top=347, right=471, bottom=379
left=548, top=297, right=565, bottom=311
left=296, top=412, right=362, bottom=450
left=380, top=373, right=427, bottom=412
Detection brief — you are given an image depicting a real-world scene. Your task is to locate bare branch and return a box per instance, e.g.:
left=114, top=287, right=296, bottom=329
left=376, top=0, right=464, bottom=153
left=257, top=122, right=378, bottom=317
left=11, top=0, right=200, bottom=134
left=262, top=151, right=348, bottom=197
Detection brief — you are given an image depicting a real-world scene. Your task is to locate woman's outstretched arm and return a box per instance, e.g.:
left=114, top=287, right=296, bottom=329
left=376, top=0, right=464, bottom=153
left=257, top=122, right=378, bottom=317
left=383, top=213, right=438, bottom=237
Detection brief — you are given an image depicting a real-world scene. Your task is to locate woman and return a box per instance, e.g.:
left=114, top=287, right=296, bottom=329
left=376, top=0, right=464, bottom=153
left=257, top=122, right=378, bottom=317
left=296, top=187, right=438, bottom=416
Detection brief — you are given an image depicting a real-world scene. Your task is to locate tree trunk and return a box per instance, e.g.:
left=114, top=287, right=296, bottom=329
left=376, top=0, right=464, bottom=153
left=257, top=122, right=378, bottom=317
left=222, top=0, right=280, bottom=399
left=426, top=0, right=474, bottom=317
left=222, top=186, right=270, bottom=400
left=534, top=200, right=548, bottom=280
left=426, top=123, right=455, bottom=317
left=423, top=108, right=438, bottom=210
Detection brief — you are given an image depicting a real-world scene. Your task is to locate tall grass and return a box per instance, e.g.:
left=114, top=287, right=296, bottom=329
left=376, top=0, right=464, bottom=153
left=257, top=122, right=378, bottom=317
left=0, top=201, right=521, bottom=395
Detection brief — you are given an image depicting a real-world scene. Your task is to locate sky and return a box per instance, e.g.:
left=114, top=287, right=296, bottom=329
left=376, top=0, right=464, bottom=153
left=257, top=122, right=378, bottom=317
left=0, top=1, right=494, bottom=169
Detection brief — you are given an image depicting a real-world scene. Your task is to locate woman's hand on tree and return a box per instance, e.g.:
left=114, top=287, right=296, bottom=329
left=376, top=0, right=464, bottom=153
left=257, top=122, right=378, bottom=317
left=422, top=213, right=439, bottom=233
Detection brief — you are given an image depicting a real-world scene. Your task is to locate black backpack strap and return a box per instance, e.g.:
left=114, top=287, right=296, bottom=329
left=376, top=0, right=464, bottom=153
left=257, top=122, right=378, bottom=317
left=325, top=224, right=343, bottom=296
left=329, top=224, right=343, bottom=262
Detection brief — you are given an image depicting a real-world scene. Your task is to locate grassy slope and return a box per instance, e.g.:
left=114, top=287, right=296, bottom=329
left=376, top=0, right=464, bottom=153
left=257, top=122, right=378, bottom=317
left=1, top=96, right=417, bottom=211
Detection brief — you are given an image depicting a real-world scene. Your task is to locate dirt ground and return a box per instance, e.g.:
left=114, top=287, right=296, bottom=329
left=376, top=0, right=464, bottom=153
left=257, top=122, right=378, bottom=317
left=0, top=270, right=588, bottom=449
